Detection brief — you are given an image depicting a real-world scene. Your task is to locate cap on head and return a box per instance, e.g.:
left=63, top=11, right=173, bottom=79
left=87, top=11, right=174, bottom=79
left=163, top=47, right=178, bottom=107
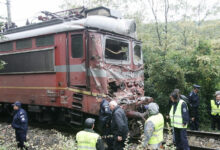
left=148, top=102, right=159, bottom=115
left=215, top=91, right=220, bottom=96
left=84, top=118, right=95, bottom=129
left=12, top=101, right=21, bottom=108
left=193, top=84, right=201, bottom=89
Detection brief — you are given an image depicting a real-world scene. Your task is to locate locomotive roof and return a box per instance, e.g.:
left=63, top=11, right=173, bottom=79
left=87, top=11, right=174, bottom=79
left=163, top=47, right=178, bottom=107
left=0, top=19, right=84, bottom=43
left=0, top=7, right=137, bottom=43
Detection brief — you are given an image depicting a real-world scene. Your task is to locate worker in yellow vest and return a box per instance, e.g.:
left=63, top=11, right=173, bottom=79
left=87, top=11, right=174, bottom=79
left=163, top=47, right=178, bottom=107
left=143, top=102, right=164, bottom=150
left=76, top=118, right=104, bottom=150
left=210, top=91, right=220, bottom=130
left=169, top=90, right=190, bottom=150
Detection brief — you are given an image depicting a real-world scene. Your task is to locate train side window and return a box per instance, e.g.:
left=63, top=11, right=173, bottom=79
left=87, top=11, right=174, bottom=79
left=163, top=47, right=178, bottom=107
left=36, top=35, right=54, bottom=47
left=0, top=42, right=13, bottom=51
left=71, top=35, right=83, bottom=58
left=16, top=39, right=32, bottom=50
left=133, top=44, right=143, bottom=65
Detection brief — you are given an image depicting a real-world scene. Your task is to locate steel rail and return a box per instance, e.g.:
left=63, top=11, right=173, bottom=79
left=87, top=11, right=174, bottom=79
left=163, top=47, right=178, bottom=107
left=186, top=130, right=220, bottom=139
left=164, top=128, right=220, bottom=150
left=164, top=128, right=220, bottom=138
left=189, top=145, right=216, bottom=150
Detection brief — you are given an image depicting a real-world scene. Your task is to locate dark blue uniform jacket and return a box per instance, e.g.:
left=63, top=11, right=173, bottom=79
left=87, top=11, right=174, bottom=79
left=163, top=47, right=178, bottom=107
left=99, top=99, right=112, bottom=128
left=188, top=91, right=200, bottom=118
left=111, top=106, right=128, bottom=140
left=12, top=108, right=28, bottom=131
left=188, top=91, right=199, bottom=107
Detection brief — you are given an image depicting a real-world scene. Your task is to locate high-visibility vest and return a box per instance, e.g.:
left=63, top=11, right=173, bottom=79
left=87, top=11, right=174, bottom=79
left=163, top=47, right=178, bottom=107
left=169, top=100, right=188, bottom=128
left=76, top=130, right=99, bottom=150
left=145, top=113, right=164, bottom=145
left=211, top=100, right=220, bottom=116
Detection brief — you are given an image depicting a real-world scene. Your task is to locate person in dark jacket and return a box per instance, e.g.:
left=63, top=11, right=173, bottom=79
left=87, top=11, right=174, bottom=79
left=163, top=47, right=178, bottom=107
left=109, top=100, right=128, bottom=150
left=96, top=95, right=112, bottom=150
left=76, top=118, right=104, bottom=150
left=11, top=101, right=28, bottom=149
left=169, top=90, right=190, bottom=150
left=96, top=95, right=112, bottom=132
left=188, top=84, right=201, bottom=130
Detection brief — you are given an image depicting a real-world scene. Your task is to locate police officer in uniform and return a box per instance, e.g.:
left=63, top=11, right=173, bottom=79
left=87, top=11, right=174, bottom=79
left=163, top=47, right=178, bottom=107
left=11, top=101, right=28, bottom=149
left=169, top=90, right=190, bottom=150
left=96, top=95, right=112, bottom=133
left=210, top=91, right=220, bottom=130
left=188, top=84, right=200, bottom=130
left=76, top=118, right=104, bottom=150
left=96, top=95, right=112, bottom=150
left=143, top=102, right=164, bottom=150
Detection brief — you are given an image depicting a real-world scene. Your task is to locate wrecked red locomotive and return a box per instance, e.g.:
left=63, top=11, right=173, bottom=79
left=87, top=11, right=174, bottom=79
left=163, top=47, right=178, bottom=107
left=0, top=7, right=148, bottom=133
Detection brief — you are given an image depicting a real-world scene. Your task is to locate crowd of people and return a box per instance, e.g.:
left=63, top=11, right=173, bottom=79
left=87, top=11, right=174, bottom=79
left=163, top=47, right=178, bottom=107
left=8, top=84, right=220, bottom=150
left=76, top=85, right=220, bottom=150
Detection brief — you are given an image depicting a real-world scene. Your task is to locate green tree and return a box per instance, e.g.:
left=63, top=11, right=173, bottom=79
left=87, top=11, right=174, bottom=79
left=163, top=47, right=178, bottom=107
left=144, top=40, right=220, bottom=127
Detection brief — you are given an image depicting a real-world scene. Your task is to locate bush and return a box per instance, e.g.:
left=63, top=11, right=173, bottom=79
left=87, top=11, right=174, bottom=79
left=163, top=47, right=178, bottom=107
left=143, top=40, right=220, bottom=129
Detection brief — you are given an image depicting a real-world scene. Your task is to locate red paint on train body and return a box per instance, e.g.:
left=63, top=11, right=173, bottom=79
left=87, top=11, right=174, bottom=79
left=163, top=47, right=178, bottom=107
left=0, top=7, right=147, bottom=126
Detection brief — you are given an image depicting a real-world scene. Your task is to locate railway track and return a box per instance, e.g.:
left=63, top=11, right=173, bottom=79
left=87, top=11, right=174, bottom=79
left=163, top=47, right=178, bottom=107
left=190, top=145, right=217, bottom=150
left=165, top=128, right=220, bottom=138
left=188, top=130, right=220, bottom=150
left=187, top=129, right=220, bottom=139
left=165, top=128, right=220, bottom=150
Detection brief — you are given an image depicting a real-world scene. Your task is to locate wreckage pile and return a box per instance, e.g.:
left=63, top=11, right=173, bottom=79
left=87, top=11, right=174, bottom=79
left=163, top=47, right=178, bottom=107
left=0, top=122, right=220, bottom=150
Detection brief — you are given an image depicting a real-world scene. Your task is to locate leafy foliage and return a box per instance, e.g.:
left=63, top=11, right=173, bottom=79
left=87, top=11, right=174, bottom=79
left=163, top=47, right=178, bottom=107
left=144, top=40, right=220, bottom=125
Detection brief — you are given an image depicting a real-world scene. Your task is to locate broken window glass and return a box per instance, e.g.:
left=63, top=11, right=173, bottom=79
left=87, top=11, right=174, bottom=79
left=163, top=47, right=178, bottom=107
left=105, top=38, right=129, bottom=61
left=133, top=44, right=143, bottom=64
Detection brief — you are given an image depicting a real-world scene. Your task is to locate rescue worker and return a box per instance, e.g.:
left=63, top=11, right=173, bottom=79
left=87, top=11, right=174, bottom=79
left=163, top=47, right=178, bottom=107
left=76, top=118, right=104, bottom=150
left=169, top=90, right=190, bottom=150
left=188, top=84, right=201, bottom=130
left=109, top=101, right=128, bottom=150
left=167, top=89, right=188, bottom=145
left=143, top=102, right=164, bottom=150
left=11, top=101, right=28, bottom=149
left=210, top=91, right=220, bottom=130
left=96, top=95, right=112, bottom=150
left=96, top=95, right=112, bottom=133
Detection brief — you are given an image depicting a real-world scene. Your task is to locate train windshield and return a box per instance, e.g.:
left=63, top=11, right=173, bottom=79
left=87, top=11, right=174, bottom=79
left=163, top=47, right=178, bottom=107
left=133, top=43, right=143, bottom=65
left=105, top=37, right=129, bottom=63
